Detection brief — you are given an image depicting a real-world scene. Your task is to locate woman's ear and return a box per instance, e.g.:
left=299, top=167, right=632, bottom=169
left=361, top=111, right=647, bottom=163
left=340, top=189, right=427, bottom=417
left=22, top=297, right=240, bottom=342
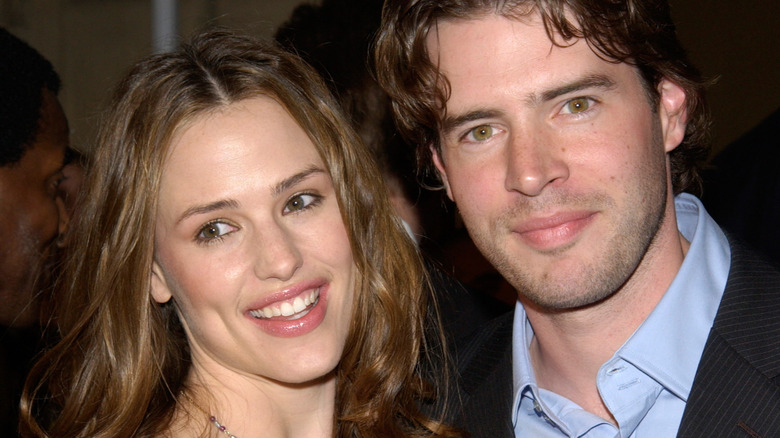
left=150, top=261, right=173, bottom=304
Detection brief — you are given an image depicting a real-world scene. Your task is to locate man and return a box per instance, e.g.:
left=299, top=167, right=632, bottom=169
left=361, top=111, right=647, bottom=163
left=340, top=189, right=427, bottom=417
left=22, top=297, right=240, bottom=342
left=375, top=1, right=780, bottom=437
left=0, top=27, right=69, bottom=327
left=0, top=27, right=70, bottom=435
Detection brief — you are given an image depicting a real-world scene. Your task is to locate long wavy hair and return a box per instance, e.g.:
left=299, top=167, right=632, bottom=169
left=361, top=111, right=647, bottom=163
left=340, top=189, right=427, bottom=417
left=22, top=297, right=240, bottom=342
left=21, top=29, right=454, bottom=437
left=375, top=0, right=713, bottom=195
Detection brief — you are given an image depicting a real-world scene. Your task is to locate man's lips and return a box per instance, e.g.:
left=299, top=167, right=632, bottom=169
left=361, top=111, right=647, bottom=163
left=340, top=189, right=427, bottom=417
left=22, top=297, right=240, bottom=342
left=511, top=211, right=597, bottom=251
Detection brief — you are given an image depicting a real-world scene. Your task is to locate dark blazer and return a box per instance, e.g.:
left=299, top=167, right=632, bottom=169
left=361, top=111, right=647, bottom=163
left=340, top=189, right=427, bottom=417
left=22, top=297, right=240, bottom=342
left=451, top=238, right=780, bottom=437
left=677, top=240, right=780, bottom=437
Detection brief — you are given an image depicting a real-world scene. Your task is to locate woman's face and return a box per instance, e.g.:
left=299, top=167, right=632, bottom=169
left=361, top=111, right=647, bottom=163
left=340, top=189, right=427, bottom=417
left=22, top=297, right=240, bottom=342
left=152, top=96, right=355, bottom=386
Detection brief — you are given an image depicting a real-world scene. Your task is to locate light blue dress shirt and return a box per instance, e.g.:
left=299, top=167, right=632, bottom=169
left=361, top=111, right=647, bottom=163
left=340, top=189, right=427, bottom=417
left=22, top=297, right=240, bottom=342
left=511, top=193, right=731, bottom=437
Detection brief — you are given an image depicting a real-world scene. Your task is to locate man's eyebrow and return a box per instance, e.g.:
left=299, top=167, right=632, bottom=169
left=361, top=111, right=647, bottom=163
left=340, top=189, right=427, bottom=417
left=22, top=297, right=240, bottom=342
left=272, top=165, right=325, bottom=197
left=441, top=109, right=505, bottom=137
left=439, top=75, right=616, bottom=137
left=536, top=74, right=617, bottom=103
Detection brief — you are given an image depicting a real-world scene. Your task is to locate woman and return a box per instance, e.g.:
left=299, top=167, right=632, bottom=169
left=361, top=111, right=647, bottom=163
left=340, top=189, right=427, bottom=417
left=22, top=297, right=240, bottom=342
left=21, top=29, right=455, bottom=437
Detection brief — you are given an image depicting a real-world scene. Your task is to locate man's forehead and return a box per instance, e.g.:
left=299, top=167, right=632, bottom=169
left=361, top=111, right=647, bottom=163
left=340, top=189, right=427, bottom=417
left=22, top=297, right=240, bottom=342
left=33, top=90, right=70, bottom=166
left=427, top=13, right=592, bottom=90
left=434, top=6, right=592, bottom=50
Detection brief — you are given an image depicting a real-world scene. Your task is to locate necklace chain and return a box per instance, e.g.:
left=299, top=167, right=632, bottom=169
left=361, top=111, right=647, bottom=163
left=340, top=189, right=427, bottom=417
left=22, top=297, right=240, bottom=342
left=181, top=391, right=239, bottom=438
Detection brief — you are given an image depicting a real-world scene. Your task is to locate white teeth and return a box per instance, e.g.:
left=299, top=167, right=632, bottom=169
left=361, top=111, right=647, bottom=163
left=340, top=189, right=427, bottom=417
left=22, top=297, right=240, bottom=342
left=251, top=288, right=320, bottom=320
left=293, top=297, right=306, bottom=313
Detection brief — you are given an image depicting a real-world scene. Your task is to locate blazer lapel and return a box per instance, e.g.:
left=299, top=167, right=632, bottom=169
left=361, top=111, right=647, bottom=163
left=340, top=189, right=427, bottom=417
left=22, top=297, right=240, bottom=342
left=678, top=239, right=780, bottom=437
left=454, top=312, right=515, bottom=438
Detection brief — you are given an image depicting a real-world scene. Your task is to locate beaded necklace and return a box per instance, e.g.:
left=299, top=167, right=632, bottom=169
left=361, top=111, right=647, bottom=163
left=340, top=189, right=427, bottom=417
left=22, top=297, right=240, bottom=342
left=181, top=391, right=239, bottom=438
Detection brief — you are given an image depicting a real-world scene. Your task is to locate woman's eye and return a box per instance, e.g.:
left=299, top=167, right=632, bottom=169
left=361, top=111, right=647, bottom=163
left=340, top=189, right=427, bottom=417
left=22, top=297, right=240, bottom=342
left=197, top=221, right=235, bottom=241
left=562, top=97, right=592, bottom=114
left=284, top=193, right=320, bottom=214
left=467, top=124, right=494, bottom=142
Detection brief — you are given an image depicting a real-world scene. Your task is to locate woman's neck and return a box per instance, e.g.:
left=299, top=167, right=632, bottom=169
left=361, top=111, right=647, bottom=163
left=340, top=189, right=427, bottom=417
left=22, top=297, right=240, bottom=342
left=171, top=368, right=337, bottom=438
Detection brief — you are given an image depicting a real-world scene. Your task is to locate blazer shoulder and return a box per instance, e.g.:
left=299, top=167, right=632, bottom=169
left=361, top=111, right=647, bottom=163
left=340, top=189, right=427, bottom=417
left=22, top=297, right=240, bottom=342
left=452, top=311, right=515, bottom=438
left=679, top=238, right=780, bottom=437
left=714, top=237, right=780, bottom=376
left=455, top=310, right=514, bottom=382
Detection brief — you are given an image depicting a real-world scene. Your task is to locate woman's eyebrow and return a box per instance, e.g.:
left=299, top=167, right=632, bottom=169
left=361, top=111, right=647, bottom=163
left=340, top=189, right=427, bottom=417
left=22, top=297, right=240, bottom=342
left=176, top=199, right=239, bottom=225
left=175, top=165, right=326, bottom=225
left=272, top=165, right=326, bottom=197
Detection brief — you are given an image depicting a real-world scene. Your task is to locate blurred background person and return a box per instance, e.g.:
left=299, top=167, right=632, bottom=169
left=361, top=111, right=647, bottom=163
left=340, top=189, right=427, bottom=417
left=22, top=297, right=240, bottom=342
left=56, top=147, right=87, bottom=227
left=275, top=0, right=512, bottom=340
left=276, top=0, right=433, bottom=242
left=0, top=27, right=70, bottom=436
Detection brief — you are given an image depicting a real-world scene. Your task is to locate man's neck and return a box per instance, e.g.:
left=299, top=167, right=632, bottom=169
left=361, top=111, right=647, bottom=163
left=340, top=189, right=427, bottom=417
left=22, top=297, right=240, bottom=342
left=523, top=220, right=689, bottom=422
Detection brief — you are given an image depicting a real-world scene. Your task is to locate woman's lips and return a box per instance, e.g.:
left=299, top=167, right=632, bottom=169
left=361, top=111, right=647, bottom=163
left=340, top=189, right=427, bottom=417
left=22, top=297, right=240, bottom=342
left=249, top=288, right=320, bottom=320
left=512, top=211, right=597, bottom=251
left=246, top=282, right=330, bottom=338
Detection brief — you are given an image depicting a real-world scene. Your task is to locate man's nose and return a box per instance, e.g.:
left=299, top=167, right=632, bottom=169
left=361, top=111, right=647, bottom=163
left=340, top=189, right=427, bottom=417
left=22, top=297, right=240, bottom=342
left=504, top=129, right=570, bottom=196
left=55, top=195, right=70, bottom=248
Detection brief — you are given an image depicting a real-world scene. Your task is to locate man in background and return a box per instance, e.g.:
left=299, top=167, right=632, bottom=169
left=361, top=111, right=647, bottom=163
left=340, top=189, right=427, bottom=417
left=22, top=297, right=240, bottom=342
left=0, top=27, right=70, bottom=435
left=275, top=0, right=510, bottom=343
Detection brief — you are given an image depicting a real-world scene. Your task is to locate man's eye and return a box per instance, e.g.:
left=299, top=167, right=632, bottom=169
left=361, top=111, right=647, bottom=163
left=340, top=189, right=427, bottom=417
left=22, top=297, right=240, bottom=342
left=563, top=97, right=592, bottom=114
left=47, top=171, right=66, bottom=197
left=197, top=221, right=234, bottom=241
left=283, top=193, right=320, bottom=214
left=468, top=125, right=494, bottom=142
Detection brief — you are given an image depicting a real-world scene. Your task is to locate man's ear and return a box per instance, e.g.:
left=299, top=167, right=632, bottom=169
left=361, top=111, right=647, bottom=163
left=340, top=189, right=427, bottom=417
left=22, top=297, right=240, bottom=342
left=431, top=145, right=453, bottom=200
left=55, top=196, right=70, bottom=249
left=150, top=260, right=173, bottom=304
left=657, top=78, right=688, bottom=153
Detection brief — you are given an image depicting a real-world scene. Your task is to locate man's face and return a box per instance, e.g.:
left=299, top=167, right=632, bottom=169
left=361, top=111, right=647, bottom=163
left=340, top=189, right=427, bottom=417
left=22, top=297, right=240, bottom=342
left=427, top=14, right=687, bottom=309
left=0, top=89, right=68, bottom=326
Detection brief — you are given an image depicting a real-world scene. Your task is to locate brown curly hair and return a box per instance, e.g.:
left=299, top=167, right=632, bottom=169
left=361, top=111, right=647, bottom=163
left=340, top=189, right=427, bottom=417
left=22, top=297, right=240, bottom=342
left=375, top=0, right=713, bottom=195
left=21, top=28, right=457, bottom=437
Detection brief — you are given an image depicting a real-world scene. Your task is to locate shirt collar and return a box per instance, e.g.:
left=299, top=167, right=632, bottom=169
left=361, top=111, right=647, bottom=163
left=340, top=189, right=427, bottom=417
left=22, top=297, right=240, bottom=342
left=512, top=304, right=536, bottom=425
left=511, top=193, right=730, bottom=422
left=615, top=193, right=729, bottom=400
